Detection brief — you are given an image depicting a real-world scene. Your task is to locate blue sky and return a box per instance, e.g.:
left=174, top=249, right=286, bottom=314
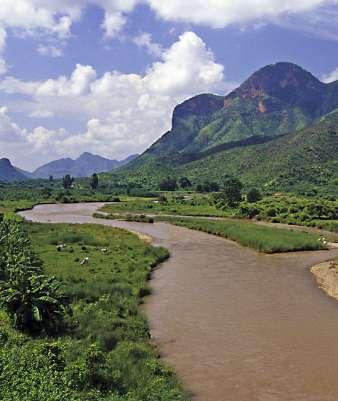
left=1, top=0, right=338, bottom=170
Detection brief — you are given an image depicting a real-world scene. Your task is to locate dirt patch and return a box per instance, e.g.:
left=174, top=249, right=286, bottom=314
left=311, top=259, right=338, bottom=301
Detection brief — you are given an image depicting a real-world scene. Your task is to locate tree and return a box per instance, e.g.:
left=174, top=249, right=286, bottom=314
left=179, top=177, right=192, bottom=189
left=49, top=175, right=54, bottom=182
left=0, top=218, right=71, bottom=334
left=62, top=175, right=74, bottom=189
left=90, top=173, right=99, bottom=190
left=159, top=178, right=178, bottom=191
left=247, top=188, right=262, bottom=203
left=196, top=181, right=219, bottom=193
left=221, top=177, right=243, bottom=208
left=0, top=268, right=71, bottom=334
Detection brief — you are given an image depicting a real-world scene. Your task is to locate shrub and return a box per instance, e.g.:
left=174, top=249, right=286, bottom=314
left=247, top=188, right=262, bottom=203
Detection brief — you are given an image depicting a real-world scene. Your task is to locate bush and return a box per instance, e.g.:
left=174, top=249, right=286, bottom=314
left=247, top=188, right=262, bottom=203
left=0, top=219, right=71, bottom=334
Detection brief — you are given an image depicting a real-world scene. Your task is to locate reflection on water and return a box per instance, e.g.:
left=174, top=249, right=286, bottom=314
left=21, top=204, right=338, bottom=401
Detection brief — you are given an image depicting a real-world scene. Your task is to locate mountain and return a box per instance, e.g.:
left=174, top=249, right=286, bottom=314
left=137, top=62, right=338, bottom=161
left=33, top=152, right=138, bottom=179
left=15, top=167, right=36, bottom=179
left=0, top=158, right=28, bottom=182
left=117, top=62, right=338, bottom=193
left=176, top=112, right=338, bottom=193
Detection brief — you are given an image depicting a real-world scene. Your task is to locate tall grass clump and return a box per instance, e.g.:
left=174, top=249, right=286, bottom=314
left=157, top=216, right=326, bottom=253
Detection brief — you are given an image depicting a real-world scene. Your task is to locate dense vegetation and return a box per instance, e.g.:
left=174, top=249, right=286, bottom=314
left=104, top=112, right=338, bottom=196
left=238, top=194, right=338, bottom=231
left=0, top=217, right=187, bottom=401
left=100, top=192, right=338, bottom=232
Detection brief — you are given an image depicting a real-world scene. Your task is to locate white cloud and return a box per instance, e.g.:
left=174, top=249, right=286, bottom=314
left=0, top=31, right=231, bottom=169
left=0, top=0, right=138, bottom=71
left=133, top=32, right=163, bottom=57
left=0, top=27, right=7, bottom=75
left=36, top=64, right=97, bottom=96
left=322, top=67, right=338, bottom=83
left=102, top=12, right=126, bottom=38
left=0, top=106, right=24, bottom=142
left=145, top=32, right=224, bottom=95
left=0, top=0, right=336, bottom=76
left=146, top=0, right=338, bottom=28
left=37, top=44, right=63, bottom=58
left=29, top=109, right=55, bottom=118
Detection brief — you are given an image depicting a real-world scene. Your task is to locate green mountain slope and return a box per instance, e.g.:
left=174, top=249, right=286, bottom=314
left=109, top=113, right=338, bottom=194
left=177, top=112, right=338, bottom=193
left=113, top=62, right=338, bottom=194
left=131, top=62, right=338, bottom=167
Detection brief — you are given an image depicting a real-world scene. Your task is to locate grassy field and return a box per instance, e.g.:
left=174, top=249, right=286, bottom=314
left=97, top=200, right=328, bottom=253
left=0, top=199, right=38, bottom=213
left=100, top=196, right=231, bottom=218
left=155, top=216, right=326, bottom=253
left=0, top=222, right=188, bottom=401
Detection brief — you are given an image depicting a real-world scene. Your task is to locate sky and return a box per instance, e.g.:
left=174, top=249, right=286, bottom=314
left=1, top=1, right=338, bottom=170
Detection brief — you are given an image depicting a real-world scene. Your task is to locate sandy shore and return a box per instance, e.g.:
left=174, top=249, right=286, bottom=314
left=311, top=259, right=338, bottom=301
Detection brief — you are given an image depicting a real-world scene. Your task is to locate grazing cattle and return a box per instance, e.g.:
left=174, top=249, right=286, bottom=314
left=80, top=257, right=89, bottom=265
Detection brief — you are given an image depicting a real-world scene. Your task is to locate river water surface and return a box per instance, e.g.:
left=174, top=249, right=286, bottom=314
left=20, top=203, right=338, bottom=401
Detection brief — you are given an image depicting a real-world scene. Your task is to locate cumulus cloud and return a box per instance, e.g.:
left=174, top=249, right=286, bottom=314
left=0, top=31, right=232, bottom=169
left=146, top=0, right=338, bottom=28
left=133, top=32, right=163, bottom=57
left=0, top=0, right=138, bottom=70
left=0, top=0, right=336, bottom=74
left=0, top=106, right=24, bottom=142
left=322, top=67, right=338, bottom=83
left=145, top=32, right=224, bottom=95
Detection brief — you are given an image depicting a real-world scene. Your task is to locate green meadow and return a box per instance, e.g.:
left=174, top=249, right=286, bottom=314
left=0, top=220, right=188, bottom=401
left=155, top=216, right=326, bottom=253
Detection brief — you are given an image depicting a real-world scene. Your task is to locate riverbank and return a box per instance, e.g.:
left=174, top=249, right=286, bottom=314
left=19, top=203, right=338, bottom=401
left=94, top=211, right=328, bottom=253
left=1, top=219, right=188, bottom=401
left=311, top=258, right=338, bottom=301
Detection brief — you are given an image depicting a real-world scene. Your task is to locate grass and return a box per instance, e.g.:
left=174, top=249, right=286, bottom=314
left=93, top=212, right=154, bottom=224
left=155, top=216, right=326, bottom=253
left=0, top=222, right=188, bottom=401
left=100, top=196, right=232, bottom=218
left=237, top=194, right=338, bottom=232
left=0, top=199, right=38, bottom=213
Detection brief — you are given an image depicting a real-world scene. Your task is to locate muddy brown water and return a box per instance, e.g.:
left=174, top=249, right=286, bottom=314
left=20, top=203, right=338, bottom=401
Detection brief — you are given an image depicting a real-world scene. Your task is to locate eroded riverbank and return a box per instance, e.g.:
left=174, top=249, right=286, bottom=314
left=20, top=203, right=338, bottom=401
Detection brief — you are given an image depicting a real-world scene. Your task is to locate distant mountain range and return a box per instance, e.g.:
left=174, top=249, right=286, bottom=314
left=32, top=152, right=138, bottom=179
left=115, top=62, right=338, bottom=193
left=0, top=153, right=138, bottom=182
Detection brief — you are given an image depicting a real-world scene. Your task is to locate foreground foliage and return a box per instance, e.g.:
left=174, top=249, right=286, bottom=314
left=0, top=220, right=187, bottom=401
left=0, top=218, right=70, bottom=334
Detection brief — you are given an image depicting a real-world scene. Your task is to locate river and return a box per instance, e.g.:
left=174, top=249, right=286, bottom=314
left=20, top=203, right=338, bottom=401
